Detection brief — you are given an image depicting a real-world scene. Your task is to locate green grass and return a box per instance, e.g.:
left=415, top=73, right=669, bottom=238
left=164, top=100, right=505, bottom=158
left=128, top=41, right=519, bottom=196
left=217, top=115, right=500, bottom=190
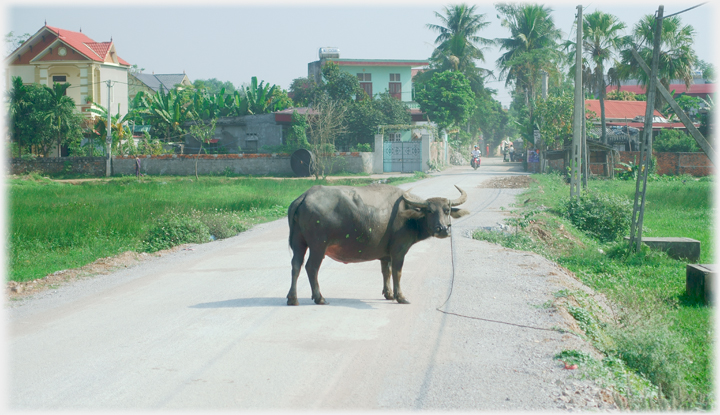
left=473, top=173, right=714, bottom=410
left=9, top=174, right=422, bottom=283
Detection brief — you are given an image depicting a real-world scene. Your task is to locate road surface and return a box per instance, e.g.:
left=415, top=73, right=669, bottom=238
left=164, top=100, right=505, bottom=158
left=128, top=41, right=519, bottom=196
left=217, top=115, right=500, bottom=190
left=7, top=158, right=611, bottom=411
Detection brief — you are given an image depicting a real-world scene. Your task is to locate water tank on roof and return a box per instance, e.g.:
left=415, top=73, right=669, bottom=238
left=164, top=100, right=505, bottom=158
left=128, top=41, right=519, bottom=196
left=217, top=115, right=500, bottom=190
left=319, top=47, right=340, bottom=59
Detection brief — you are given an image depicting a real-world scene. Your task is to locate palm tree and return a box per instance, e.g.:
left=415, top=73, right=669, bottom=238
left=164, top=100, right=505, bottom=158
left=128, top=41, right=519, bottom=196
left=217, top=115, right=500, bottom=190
left=426, top=4, right=494, bottom=87
left=618, top=14, right=697, bottom=109
left=582, top=11, right=626, bottom=144
left=495, top=3, right=561, bottom=138
left=42, top=82, right=77, bottom=156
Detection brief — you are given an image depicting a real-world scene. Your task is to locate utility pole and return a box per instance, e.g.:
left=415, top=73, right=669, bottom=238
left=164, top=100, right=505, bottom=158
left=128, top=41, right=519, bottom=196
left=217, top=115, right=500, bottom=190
left=630, top=5, right=663, bottom=252
left=571, top=5, right=583, bottom=198
left=105, top=80, right=113, bottom=177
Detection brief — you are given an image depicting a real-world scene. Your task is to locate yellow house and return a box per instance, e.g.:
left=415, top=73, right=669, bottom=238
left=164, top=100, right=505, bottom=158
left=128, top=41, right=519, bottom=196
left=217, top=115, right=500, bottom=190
left=5, top=24, right=131, bottom=118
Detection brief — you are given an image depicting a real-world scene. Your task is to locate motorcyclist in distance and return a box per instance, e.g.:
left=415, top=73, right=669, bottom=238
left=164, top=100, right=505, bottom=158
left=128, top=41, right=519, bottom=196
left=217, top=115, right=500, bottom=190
left=471, top=145, right=481, bottom=159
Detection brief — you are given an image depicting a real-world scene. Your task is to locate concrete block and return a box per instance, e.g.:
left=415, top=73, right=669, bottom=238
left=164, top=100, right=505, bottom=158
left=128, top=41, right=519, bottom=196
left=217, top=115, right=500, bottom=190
left=624, top=236, right=700, bottom=261
left=686, top=264, right=716, bottom=306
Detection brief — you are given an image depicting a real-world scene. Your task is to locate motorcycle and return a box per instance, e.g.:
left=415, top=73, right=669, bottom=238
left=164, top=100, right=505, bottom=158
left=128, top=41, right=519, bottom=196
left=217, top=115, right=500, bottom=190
left=471, top=155, right=481, bottom=170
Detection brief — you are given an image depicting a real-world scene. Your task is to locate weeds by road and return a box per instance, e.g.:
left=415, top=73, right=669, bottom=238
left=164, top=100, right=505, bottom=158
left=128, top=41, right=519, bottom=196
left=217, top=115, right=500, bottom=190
left=473, top=173, right=713, bottom=410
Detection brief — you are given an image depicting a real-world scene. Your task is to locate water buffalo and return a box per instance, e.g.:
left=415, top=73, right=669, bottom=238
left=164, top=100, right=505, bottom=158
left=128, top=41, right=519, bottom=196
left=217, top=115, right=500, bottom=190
left=286, top=184, right=469, bottom=305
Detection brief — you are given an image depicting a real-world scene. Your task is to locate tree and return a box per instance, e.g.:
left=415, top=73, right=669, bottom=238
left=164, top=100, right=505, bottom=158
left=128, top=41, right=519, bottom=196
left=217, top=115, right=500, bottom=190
left=534, top=92, right=574, bottom=149
left=43, top=83, right=84, bottom=157
left=581, top=11, right=626, bottom=144
left=469, top=87, right=513, bottom=149
left=86, top=102, right=134, bottom=155
left=696, top=59, right=714, bottom=82
left=289, top=76, right=323, bottom=107
left=341, top=92, right=411, bottom=149
left=5, top=31, right=30, bottom=55
left=618, top=14, right=697, bottom=109
left=193, top=78, right=236, bottom=95
left=188, top=118, right=218, bottom=179
left=415, top=71, right=475, bottom=134
left=495, top=3, right=561, bottom=140
left=306, top=96, right=347, bottom=179
left=321, top=62, right=362, bottom=102
left=426, top=4, right=494, bottom=88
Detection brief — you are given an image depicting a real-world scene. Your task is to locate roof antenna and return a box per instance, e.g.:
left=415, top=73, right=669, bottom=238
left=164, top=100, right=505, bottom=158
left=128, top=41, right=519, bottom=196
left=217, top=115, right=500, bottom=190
left=45, top=19, right=47, bottom=25
left=79, top=27, right=82, bottom=32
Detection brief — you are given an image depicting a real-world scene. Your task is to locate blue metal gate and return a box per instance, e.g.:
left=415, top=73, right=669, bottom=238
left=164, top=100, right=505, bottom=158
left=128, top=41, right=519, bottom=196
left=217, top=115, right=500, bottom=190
left=383, top=141, right=422, bottom=173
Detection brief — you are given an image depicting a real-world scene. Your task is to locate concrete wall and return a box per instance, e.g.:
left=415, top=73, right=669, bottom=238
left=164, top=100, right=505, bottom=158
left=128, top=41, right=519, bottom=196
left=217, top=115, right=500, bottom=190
left=112, top=152, right=373, bottom=176
left=185, top=114, right=284, bottom=154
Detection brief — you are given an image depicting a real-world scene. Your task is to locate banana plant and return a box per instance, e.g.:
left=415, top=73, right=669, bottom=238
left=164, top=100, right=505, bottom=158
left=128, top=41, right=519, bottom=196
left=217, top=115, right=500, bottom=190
left=135, top=88, right=194, bottom=140
left=244, top=76, right=278, bottom=115
left=86, top=102, right=133, bottom=153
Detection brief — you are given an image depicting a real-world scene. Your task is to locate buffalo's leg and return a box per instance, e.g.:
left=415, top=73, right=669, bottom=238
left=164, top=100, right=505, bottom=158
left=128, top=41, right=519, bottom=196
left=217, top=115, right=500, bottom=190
left=381, top=258, right=393, bottom=300
left=392, top=256, right=410, bottom=304
left=305, top=248, right=327, bottom=305
left=287, top=238, right=308, bottom=306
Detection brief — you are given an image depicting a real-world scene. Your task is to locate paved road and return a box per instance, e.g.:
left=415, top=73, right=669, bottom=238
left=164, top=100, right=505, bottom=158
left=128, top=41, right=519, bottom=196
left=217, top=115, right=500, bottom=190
left=7, top=158, right=604, bottom=411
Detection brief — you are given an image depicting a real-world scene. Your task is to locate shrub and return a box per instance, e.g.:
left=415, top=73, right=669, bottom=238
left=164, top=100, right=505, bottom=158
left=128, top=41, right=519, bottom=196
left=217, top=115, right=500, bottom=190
left=654, top=129, right=700, bottom=153
left=142, top=209, right=249, bottom=252
left=142, top=210, right=212, bottom=252
left=560, top=192, right=632, bottom=242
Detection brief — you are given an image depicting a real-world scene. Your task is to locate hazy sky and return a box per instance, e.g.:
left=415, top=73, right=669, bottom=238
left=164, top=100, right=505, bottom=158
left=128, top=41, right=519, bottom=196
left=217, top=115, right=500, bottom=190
left=4, top=0, right=716, bottom=108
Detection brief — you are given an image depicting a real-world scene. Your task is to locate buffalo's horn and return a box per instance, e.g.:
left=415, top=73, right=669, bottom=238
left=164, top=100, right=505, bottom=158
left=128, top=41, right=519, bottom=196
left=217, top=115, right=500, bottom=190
left=402, top=192, right=428, bottom=208
left=449, top=186, right=467, bottom=206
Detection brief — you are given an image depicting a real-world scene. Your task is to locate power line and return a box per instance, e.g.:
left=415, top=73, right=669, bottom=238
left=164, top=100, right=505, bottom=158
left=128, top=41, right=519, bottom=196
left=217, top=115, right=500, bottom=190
left=664, top=2, right=707, bottom=18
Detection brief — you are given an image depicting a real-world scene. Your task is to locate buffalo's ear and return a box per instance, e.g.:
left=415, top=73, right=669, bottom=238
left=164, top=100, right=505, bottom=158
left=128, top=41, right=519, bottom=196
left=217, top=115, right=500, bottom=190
left=400, top=207, right=425, bottom=220
left=450, top=208, right=470, bottom=218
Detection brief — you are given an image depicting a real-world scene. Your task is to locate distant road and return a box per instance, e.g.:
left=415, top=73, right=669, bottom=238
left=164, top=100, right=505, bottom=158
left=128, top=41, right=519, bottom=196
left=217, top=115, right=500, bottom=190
left=8, top=158, right=606, bottom=411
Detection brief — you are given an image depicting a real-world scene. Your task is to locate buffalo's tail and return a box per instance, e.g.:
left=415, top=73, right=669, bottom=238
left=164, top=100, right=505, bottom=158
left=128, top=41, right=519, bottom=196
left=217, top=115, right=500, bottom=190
left=287, top=192, right=308, bottom=248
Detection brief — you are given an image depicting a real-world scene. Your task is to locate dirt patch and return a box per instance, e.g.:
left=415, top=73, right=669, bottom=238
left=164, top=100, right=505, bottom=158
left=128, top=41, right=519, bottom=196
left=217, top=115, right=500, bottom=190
left=527, top=222, right=585, bottom=250
left=479, top=175, right=536, bottom=189
left=6, top=245, right=191, bottom=300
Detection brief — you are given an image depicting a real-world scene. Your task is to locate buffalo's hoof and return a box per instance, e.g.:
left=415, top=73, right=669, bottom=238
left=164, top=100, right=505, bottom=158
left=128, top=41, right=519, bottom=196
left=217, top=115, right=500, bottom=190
left=382, top=289, right=394, bottom=300
left=313, top=296, right=327, bottom=305
left=287, top=297, right=299, bottom=306
left=395, top=296, right=410, bottom=304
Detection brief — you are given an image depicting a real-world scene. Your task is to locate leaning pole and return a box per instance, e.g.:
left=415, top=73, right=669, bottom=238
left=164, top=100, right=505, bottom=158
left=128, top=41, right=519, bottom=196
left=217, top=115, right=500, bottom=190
left=571, top=5, right=583, bottom=198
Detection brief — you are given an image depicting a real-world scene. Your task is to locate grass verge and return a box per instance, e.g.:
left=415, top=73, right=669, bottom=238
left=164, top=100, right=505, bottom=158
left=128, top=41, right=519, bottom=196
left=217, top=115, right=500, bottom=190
left=9, top=172, right=424, bottom=283
left=473, top=173, right=713, bottom=410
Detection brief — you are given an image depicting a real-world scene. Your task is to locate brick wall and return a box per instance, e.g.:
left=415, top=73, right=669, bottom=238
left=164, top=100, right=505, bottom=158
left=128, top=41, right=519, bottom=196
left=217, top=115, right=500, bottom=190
left=617, top=151, right=713, bottom=176
left=10, top=157, right=106, bottom=175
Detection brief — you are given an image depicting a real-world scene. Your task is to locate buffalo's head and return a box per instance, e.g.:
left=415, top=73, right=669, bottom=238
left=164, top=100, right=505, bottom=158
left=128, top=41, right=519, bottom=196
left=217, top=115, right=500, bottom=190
left=401, top=185, right=470, bottom=238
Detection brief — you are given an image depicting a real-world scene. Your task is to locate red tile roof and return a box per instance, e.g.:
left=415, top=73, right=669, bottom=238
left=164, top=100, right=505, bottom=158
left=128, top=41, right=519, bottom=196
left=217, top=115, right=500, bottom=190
left=585, top=99, right=662, bottom=120
left=606, top=121, right=698, bottom=130
left=44, top=25, right=129, bottom=66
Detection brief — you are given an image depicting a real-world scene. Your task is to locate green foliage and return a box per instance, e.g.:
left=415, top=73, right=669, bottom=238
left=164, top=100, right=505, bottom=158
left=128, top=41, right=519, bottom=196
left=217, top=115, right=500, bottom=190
left=488, top=173, right=713, bottom=408
left=322, top=62, right=362, bottom=102
left=289, top=76, right=323, bottom=107
left=142, top=209, right=250, bottom=252
left=534, top=92, right=573, bottom=148
left=605, top=90, right=643, bottom=101
left=341, top=92, right=410, bottom=149
left=653, top=129, right=700, bottom=152
left=560, top=191, right=632, bottom=242
left=415, top=71, right=475, bottom=132
left=617, top=14, right=698, bottom=109
left=7, top=77, right=85, bottom=157
left=426, top=3, right=493, bottom=89
left=285, top=111, right=311, bottom=151
left=193, top=78, right=237, bottom=95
